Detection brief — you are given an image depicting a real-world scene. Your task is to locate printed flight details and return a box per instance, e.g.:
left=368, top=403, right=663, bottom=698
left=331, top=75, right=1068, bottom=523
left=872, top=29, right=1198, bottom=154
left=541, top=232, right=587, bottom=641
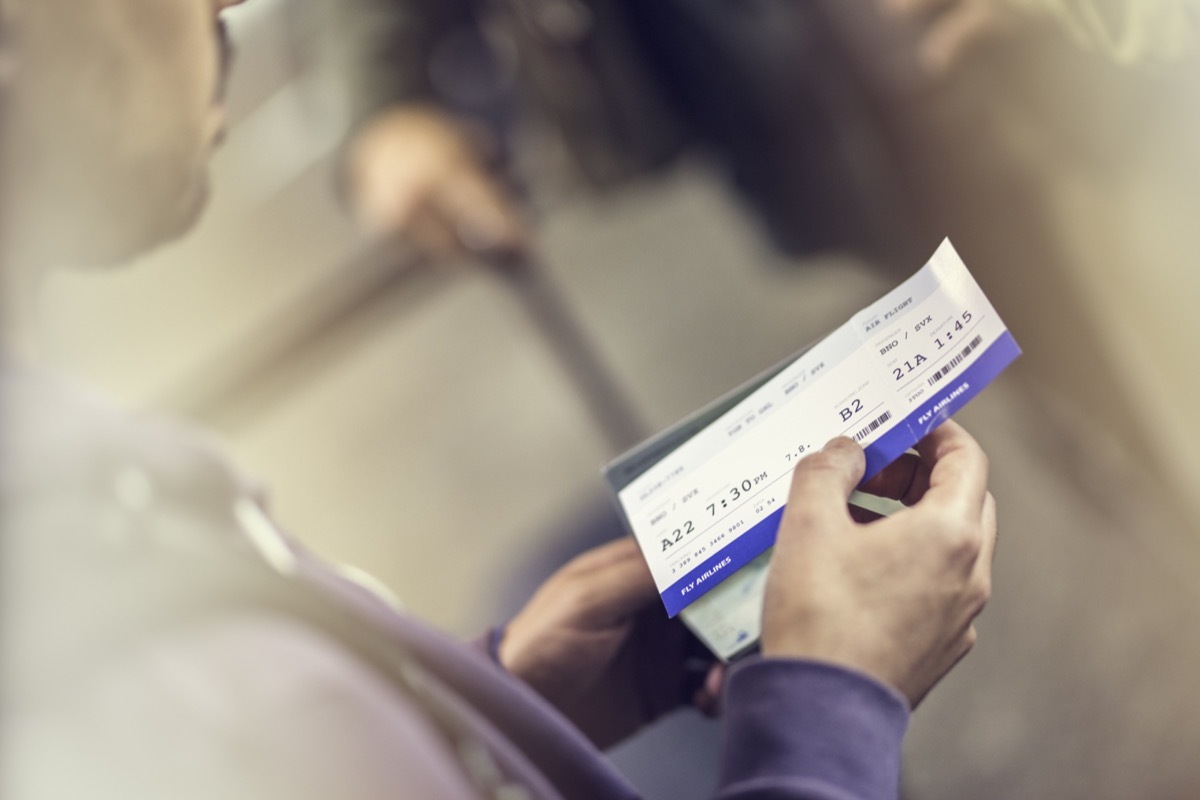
left=609, top=239, right=1022, bottom=618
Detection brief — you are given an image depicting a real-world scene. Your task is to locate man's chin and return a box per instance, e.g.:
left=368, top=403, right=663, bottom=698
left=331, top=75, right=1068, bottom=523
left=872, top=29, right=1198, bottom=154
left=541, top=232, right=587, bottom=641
left=84, top=177, right=212, bottom=268
left=161, top=177, right=212, bottom=245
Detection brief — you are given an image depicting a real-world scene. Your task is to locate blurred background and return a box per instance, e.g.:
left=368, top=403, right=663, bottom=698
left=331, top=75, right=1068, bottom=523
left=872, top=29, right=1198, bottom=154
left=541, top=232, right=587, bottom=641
left=28, top=0, right=1200, bottom=797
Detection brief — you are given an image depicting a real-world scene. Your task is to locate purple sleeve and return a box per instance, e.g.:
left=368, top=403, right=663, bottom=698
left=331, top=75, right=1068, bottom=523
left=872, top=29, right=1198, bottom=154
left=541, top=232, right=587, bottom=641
left=468, top=627, right=505, bottom=664
left=473, top=622, right=909, bottom=798
left=716, top=658, right=910, bottom=800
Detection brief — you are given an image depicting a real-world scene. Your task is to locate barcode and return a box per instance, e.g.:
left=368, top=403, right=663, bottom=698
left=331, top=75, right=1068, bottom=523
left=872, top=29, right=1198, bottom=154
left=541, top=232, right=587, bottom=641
left=927, top=335, right=984, bottom=386
left=853, top=411, right=893, bottom=442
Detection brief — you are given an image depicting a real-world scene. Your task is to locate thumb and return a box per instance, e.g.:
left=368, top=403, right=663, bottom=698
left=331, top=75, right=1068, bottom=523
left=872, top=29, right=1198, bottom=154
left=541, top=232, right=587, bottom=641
left=780, top=437, right=865, bottom=537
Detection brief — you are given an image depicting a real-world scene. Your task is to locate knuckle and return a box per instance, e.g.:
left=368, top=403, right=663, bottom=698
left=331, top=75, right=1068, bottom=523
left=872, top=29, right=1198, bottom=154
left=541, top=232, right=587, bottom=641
left=954, top=531, right=984, bottom=562
left=924, top=503, right=958, bottom=531
left=962, top=625, right=979, bottom=652
left=936, top=514, right=983, bottom=560
left=984, top=492, right=998, bottom=523
left=966, top=579, right=992, bottom=616
left=556, top=578, right=594, bottom=611
left=559, top=553, right=594, bottom=577
left=979, top=574, right=994, bottom=604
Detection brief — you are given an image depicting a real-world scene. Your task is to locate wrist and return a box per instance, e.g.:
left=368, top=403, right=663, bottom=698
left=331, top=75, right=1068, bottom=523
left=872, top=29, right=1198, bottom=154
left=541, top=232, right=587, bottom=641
left=485, top=625, right=506, bottom=666
left=720, top=657, right=909, bottom=797
left=761, top=634, right=907, bottom=707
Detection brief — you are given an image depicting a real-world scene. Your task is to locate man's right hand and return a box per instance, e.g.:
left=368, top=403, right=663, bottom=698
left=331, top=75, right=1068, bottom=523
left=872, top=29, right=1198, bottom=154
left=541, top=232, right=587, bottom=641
left=345, top=106, right=529, bottom=261
left=761, top=421, right=996, bottom=708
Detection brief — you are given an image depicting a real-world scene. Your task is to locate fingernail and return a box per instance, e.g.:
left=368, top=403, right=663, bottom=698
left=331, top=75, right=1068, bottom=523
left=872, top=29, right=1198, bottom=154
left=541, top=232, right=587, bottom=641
left=822, top=436, right=855, bottom=452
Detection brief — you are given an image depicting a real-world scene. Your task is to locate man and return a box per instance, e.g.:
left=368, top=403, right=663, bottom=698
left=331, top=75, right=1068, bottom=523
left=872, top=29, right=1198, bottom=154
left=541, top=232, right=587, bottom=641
left=0, top=1, right=996, bottom=798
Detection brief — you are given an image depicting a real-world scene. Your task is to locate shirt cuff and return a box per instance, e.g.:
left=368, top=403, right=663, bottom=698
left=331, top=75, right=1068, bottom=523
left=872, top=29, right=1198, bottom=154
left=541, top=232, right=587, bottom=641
left=720, top=658, right=910, bottom=799
left=467, top=626, right=506, bottom=666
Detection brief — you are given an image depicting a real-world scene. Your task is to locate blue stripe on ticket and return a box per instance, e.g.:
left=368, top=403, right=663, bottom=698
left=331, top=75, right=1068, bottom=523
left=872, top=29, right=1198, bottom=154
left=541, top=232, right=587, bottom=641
left=658, top=331, right=1022, bottom=617
left=861, top=330, right=1022, bottom=480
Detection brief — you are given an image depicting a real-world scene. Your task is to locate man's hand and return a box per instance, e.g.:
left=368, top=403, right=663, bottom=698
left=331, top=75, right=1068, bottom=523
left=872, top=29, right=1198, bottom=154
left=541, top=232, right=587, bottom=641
left=345, top=106, right=529, bottom=261
left=762, top=421, right=996, bottom=708
left=880, top=0, right=1020, bottom=74
left=499, top=538, right=722, bottom=748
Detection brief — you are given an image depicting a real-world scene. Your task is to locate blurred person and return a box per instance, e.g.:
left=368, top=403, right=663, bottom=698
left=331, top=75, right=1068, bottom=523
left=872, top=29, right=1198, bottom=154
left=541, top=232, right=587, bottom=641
left=0, top=1, right=997, bottom=799
left=334, top=0, right=926, bottom=266
left=337, top=0, right=1199, bottom=270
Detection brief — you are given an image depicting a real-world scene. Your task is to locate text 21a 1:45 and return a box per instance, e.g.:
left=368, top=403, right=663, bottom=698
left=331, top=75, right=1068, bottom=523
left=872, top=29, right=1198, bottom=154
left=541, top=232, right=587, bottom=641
left=891, top=310, right=973, bottom=381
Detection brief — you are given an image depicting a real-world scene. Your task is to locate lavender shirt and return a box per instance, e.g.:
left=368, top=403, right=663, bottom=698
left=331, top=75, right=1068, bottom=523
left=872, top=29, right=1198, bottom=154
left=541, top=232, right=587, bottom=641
left=1, top=363, right=909, bottom=799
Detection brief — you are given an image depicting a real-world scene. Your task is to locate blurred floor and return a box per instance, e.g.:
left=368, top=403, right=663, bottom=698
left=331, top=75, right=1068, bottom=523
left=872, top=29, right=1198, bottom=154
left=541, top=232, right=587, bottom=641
left=31, top=1, right=1200, bottom=798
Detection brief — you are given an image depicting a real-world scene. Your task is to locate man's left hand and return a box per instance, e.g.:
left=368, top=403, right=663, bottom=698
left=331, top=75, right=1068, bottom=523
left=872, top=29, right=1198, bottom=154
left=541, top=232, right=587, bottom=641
left=499, top=538, right=723, bottom=748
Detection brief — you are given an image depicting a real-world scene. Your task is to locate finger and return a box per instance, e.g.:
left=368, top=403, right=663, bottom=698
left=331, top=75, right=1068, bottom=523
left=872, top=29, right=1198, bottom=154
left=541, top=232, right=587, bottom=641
left=407, top=202, right=466, bottom=261
left=920, top=1, right=1003, bottom=74
left=914, top=421, right=989, bottom=519
left=953, top=624, right=979, bottom=668
left=561, top=539, right=660, bottom=623
left=781, top=437, right=866, bottom=535
left=858, top=451, right=933, bottom=506
left=352, top=168, right=427, bottom=239
left=563, top=536, right=646, bottom=573
left=693, top=663, right=727, bottom=718
left=436, top=168, right=528, bottom=258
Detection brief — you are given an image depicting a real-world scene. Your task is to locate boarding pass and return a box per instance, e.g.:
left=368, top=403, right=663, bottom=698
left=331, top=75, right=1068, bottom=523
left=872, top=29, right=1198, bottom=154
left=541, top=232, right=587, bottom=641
left=604, top=239, right=1022, bottom=631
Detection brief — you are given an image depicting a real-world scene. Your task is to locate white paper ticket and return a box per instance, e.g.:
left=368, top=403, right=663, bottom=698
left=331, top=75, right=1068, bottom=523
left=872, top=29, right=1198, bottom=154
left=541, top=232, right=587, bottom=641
left=605, top=239, right=1021, bottom=618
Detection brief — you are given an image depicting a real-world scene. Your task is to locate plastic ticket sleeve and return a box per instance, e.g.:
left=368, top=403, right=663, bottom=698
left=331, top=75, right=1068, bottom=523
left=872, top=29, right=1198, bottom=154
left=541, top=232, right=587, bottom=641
left=605, top=239, right=1021, bottom=618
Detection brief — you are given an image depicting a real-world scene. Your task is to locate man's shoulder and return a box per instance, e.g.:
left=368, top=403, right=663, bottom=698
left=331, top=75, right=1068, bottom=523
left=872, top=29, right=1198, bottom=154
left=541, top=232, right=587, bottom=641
left=1, top=360, right=277, bottom=694
left=1, top=359, right=256, bottom=516
left=6, top=604, right=493, bottom=800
